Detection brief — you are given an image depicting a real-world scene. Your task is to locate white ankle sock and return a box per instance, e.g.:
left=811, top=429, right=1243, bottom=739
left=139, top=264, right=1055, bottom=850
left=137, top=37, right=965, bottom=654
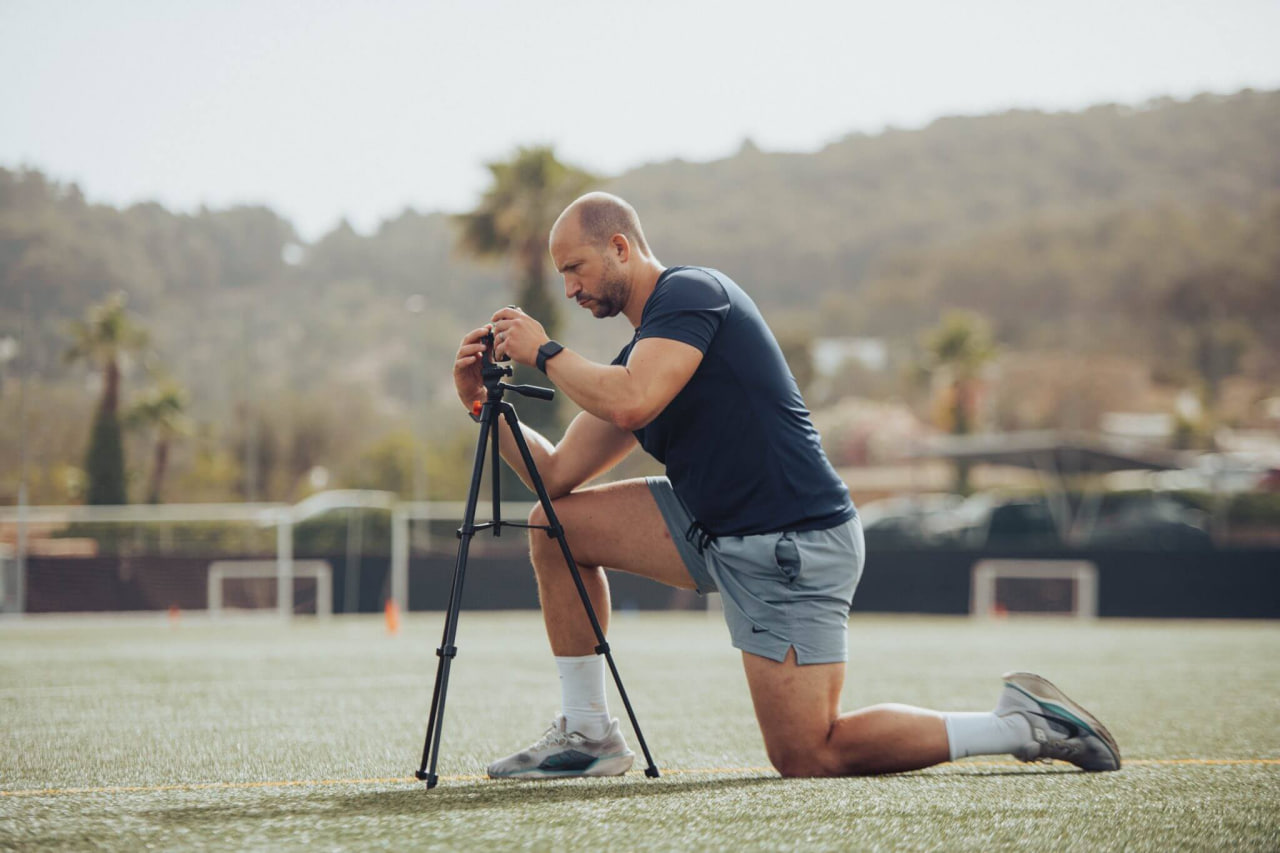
left=943, top=712, right=1033, bottom=760
left=556, top=654, right=610, bottom=739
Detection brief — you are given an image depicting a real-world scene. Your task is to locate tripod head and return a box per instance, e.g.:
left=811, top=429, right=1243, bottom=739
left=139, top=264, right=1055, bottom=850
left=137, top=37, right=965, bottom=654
left=480, top=332, right=555, bottom=402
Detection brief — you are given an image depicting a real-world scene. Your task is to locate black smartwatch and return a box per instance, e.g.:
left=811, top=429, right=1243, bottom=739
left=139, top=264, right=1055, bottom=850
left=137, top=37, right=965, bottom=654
left=536, top=340, right=565, bottom=374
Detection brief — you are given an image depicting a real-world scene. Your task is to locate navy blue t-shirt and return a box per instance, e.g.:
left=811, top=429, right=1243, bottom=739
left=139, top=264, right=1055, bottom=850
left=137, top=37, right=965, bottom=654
left=612, top=266, right=855, bottom=536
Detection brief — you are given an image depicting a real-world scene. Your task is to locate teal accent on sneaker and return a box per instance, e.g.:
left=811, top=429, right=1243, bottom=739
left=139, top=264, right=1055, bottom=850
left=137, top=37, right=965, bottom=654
left=998, top=672, right=1122, bottom=772
left=487, top=715, right=635, bottom=780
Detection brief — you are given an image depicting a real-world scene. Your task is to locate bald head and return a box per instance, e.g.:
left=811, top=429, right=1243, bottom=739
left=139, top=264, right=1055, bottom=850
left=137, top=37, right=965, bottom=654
left=552, top=192, right=651, bottom=257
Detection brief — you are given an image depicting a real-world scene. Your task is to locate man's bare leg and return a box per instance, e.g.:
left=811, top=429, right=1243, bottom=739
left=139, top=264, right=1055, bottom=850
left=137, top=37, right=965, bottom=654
left=484, top=479, right=694, bottom=777
left=527, top=479, right=695, bottom=656
left=742, top=648, right=950, bottom=776
left=527, top=482, right=947, bottom=775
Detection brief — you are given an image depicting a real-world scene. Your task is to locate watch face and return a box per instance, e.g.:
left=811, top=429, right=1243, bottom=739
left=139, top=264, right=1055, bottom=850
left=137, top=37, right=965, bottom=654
left=537, top=341, right=563, bottom=372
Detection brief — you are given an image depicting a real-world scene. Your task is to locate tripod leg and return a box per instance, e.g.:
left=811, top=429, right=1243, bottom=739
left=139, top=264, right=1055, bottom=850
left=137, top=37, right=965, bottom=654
left=491, top=400, right=501, bottom=534
left=499, top=403, right=661, bottom=779
left=417, top=405, right=492, bottom=788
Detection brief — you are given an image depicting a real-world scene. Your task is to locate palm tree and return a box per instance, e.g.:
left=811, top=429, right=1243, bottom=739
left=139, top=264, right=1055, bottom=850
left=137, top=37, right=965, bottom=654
left=455, top=147, right=595, bottom=433
left=924, top=310, right=998, bottom=493
left=64, top=292, right=150, bottom=504
left=124, top=380, right=192, bottom=504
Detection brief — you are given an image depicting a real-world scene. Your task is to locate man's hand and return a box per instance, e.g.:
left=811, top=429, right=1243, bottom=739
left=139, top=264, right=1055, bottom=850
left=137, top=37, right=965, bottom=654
left=490, top=306, right=550, bottom=368
left=453, top=326, right=492, bottom=410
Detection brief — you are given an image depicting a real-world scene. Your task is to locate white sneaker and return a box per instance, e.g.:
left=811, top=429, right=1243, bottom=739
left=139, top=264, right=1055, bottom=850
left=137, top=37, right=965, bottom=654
left=487, top=715, right=635, bottom=780
left=996, top=672, right=1122, bottom=772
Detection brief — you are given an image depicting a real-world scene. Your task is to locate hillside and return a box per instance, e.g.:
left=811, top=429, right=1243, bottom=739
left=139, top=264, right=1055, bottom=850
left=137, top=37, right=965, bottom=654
left=1, top=89, right=1276, bottom=503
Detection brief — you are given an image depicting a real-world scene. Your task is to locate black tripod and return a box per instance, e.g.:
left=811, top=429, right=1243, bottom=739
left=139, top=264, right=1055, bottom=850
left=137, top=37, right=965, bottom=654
left=415, top=338, right=660, bottom=788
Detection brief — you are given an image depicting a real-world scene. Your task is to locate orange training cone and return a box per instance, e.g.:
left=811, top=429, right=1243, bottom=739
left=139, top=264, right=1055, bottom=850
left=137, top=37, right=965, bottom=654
left=385, top=599, right=401, bottom=635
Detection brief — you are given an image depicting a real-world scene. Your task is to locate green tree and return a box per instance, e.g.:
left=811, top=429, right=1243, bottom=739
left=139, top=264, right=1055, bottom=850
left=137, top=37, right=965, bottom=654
left=455, top=146, right=595, bottom=435
left=924, top=310, right=998, bottom=493
left=123, top=379, right=192, bottom=504
left=1163, top=266, right=1258, bottom=411
left=346, top=428, right=421, bottom=497
left=63, top=293, right=149, bottom=504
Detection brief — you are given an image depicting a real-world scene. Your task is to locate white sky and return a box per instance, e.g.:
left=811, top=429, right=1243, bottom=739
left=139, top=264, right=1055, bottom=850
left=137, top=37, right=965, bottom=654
left=2, top=0, right=1278, bottom=241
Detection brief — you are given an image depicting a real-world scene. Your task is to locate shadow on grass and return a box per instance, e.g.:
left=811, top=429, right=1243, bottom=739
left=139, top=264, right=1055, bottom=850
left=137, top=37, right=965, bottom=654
left=139, top=767, right=1089, bottom=829
left=143, top=775, right=783, bottom=827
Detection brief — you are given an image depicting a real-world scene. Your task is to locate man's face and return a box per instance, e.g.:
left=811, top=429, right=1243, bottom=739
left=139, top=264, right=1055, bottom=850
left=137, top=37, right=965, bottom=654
left=550, top=219, right=629, bottom=319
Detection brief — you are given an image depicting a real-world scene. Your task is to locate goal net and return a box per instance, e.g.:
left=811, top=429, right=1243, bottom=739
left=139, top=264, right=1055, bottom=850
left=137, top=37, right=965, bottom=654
left=970, top=559, right=1098, bottom=619
left=207, top=560, right=333, bottom=618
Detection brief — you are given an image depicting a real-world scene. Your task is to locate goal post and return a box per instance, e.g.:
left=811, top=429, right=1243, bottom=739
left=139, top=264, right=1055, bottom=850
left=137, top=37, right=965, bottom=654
left=207, top=560, right=333, bottom=618
left=971, top=559, right=1098, bottom=619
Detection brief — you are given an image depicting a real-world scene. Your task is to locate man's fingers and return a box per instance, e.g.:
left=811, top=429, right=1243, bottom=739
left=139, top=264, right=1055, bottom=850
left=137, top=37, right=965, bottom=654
left=490, top=306, right=524, bottom=322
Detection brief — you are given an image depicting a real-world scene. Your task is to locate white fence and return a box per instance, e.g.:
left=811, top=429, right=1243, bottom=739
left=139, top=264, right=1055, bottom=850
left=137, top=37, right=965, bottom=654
left=0, top=491, right=534, bottom=619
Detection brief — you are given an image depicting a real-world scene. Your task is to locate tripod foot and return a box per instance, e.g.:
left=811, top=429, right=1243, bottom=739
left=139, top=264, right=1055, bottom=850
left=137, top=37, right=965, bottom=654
left=415, top=769, right=439, bottom=789
left=644, top=766, right=661, bottom=779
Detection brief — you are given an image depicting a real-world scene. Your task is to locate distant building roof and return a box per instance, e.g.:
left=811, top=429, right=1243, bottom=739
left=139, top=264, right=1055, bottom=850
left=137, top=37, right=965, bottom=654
left=812, top=338, right=888, bottom=374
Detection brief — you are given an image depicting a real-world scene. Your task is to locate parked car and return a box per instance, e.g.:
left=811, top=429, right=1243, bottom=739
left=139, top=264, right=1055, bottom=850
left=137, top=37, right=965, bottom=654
left=859, top=494, right=964, bottom=549
left=930, top=494, right=1063, bottom=550
left=1083, top=494, right=1213, bottom=550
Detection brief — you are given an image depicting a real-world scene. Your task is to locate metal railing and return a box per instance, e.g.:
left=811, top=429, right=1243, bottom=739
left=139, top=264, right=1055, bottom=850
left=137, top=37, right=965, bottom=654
left=0, top=491, right=534, bottom=619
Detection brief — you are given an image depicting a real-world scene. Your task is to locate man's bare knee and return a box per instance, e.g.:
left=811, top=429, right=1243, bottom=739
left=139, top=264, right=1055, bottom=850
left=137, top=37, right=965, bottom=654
left=527, top=502, right=589, bottom=575
left=770, top=746, right=841, bottom=779
left=527, top=502, right=550, bottom=531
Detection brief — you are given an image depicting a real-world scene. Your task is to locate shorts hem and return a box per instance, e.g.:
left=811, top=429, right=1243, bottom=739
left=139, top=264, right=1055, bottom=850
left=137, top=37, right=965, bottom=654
left=645, top=476, right=716, bottom=595
left=734, top=641, right=849, bottom=666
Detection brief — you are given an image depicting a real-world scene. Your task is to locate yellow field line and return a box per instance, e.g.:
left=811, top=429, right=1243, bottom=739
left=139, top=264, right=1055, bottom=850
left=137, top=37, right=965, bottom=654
left=2, top=759, right=1275, bottom=799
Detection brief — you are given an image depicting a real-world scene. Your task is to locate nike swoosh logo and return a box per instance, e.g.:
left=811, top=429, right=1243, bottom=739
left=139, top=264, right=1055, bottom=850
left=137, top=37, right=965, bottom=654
left=751, top=626, right=768, bottom=634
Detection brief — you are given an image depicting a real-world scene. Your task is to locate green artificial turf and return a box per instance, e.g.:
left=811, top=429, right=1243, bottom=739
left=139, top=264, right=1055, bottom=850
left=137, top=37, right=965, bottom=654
left=2, top=613, right=1277, bottom=851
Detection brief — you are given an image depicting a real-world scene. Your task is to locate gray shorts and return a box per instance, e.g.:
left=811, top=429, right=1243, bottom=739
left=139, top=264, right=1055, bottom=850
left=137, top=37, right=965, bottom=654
left=646, top=477, right=864, bottom=665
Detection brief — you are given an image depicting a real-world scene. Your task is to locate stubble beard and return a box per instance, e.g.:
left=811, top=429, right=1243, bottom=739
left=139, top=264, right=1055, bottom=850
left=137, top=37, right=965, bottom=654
left=589, top=261, right=629, bottom=319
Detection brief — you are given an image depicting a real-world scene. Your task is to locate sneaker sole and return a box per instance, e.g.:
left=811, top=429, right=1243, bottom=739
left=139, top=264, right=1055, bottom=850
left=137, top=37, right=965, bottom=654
left=1003, top=671, right=1121, bottom=771
left=488, top=751, right=635, bottom=780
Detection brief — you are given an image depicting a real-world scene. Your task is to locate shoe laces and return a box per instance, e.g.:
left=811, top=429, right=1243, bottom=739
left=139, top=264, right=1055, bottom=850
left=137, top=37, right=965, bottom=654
left=527, top=717, right=573, bottom=753
left=1040, top=738, right=1084, bottom=761
left=1027, top=726, right=1087, bottom=763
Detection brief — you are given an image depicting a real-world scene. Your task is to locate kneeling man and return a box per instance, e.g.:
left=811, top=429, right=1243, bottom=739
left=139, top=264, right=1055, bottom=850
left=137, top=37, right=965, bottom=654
left=451, top=192, right=1120, bottom=779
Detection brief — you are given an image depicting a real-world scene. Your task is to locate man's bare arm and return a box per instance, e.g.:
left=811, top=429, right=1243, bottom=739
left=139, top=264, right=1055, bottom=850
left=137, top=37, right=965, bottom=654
left=453, top=325, right=637, bottom=499
left=538, top=337, right=702, bottom=431
left=486, top=308, right=703, bottom=432
left=500, top=411, right=637, bottom=499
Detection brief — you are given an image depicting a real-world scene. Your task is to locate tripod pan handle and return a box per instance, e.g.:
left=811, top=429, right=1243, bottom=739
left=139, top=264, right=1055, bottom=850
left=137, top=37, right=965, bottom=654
left=504, top=383, right=555, bottom=400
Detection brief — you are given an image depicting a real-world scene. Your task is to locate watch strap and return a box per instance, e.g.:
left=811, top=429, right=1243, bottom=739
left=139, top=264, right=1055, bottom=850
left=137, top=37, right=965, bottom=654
left=536, top=340, right=565, bottom=374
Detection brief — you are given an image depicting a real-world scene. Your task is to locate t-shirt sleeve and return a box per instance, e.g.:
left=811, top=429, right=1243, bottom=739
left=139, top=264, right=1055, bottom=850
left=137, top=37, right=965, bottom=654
left=636, top=270, right=731, bottom=354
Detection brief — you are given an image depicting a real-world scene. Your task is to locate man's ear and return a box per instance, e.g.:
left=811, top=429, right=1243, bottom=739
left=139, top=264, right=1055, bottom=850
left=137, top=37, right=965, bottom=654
left=612, top=234, right=631, bottom=262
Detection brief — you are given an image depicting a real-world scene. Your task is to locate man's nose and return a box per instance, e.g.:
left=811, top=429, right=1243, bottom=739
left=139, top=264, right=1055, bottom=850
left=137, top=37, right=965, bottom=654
left=564, top=276, right=580, bottom=298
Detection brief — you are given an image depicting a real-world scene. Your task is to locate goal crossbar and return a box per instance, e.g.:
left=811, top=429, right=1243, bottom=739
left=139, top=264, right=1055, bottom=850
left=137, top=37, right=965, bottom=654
left=208, top=560, right=333, bottom=618
left=971, top=559, right=1098, bottom=619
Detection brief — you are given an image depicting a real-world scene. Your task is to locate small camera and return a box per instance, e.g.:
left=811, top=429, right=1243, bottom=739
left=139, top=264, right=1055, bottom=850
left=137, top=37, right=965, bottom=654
left=482, top=331, right=509, bottom=363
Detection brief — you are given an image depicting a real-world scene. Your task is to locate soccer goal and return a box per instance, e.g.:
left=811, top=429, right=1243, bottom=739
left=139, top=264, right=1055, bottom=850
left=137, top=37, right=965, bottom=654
left=207, top=560, right=334, bottom=618
left=970, top=559, right=1098, bottom=619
